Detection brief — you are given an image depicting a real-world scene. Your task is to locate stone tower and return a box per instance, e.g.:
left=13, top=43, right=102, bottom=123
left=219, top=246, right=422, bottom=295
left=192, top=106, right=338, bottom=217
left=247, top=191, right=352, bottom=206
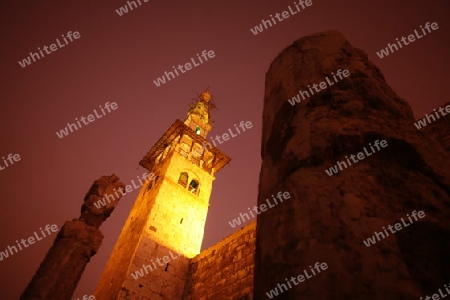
left=254, top=30, right=450, bottom=299
left=94, top=90, right=231, bottom=300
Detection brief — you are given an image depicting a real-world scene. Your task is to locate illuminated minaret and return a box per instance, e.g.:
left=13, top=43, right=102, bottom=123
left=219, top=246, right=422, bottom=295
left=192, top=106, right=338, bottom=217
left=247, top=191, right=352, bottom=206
left=94, top=89, right=231, bottom=299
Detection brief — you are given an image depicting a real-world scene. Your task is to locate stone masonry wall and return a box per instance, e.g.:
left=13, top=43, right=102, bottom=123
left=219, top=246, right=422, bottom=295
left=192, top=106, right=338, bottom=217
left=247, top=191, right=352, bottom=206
left=121, top=237, right=190, bottom=300
left=182, top=221, right=256, bottom=300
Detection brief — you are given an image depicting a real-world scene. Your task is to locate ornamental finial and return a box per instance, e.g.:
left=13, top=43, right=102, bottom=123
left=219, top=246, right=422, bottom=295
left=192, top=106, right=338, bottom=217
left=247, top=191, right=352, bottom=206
left=200, top=88, right=211, bottom=102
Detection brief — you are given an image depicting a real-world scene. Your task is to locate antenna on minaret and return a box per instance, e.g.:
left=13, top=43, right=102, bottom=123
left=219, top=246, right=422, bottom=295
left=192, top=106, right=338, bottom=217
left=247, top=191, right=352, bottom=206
left=187, top=86, right=219, bottom=118
left=199, top=85, right=218, bottom=111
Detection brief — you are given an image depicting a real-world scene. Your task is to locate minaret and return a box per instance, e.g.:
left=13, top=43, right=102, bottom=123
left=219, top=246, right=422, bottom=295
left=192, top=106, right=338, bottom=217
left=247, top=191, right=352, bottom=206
left=94, top=90, right=231, bottom=300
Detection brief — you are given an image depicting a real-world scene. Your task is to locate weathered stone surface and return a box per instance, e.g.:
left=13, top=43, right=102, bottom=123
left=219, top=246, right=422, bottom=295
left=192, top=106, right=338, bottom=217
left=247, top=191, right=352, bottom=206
left=118, top=237, right=190, bottom=300
left=21, top=175, right=124, bottom=300
left=80, top=174, right=125, bottom=228
left=182, top=221, right=256, bottom=300
left=422, top=101, right=450, bottom=152
left=254, top=30, right=450, bottom=299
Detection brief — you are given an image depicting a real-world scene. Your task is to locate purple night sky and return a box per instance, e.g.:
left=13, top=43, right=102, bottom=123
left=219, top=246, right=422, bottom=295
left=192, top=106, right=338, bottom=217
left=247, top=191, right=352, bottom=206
left=0, top=0, right=448, bottom=298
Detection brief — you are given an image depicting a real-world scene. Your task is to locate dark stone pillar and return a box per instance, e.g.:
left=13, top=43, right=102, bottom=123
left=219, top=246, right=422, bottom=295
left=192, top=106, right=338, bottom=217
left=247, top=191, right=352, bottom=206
left=21, top=175, right=125, bottom=300
left=254, top=30, right=450, bottom=299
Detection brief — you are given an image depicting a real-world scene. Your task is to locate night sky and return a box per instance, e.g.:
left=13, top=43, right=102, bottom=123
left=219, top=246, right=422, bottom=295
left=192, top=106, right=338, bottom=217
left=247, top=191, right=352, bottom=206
left=0, top=0, right=449, bottom=299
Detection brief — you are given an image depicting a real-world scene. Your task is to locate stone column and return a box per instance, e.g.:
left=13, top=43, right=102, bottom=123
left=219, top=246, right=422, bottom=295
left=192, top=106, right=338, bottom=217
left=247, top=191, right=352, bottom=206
left=254, top=30, right=450, bottom=299
left=21, top=174, right=125, bottom=300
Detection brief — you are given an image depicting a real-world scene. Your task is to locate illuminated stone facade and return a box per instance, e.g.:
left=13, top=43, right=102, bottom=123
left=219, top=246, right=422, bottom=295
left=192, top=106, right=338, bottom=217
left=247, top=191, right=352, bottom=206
left=94, top=91, right=255, bottom=300
left=182, top=221, right=256, bottom=300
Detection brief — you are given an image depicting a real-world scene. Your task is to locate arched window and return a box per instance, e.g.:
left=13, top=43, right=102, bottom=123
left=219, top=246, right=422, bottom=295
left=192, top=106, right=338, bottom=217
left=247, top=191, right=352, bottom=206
left=178, top=172, right=188, bottom=188
left=195, top=126, right=201, bottom=135
left=188, top=179, right=199, bottom=194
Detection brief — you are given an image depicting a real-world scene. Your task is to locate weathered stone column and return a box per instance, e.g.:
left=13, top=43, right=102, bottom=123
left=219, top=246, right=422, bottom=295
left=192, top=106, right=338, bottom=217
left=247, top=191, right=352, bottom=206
left=254, top=30, right=450, bottom=299
left=21, top=175, right=125, bottom=300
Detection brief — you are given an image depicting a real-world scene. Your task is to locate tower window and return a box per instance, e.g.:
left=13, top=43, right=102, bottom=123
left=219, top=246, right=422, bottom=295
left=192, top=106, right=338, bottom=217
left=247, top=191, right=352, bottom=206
left=180, top=218, right=183, bottom=224
left=178, top=172, right=188, bottom=188
left=188, top=179, right=199, bottom=194
left=195, top=126, right=201, bottom=135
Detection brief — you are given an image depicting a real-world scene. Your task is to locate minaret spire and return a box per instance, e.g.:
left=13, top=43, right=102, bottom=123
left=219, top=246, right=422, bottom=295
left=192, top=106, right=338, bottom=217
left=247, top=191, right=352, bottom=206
left=184, top=88, right=215, bottom=139
left=94, top=88, right=231, bottom=300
